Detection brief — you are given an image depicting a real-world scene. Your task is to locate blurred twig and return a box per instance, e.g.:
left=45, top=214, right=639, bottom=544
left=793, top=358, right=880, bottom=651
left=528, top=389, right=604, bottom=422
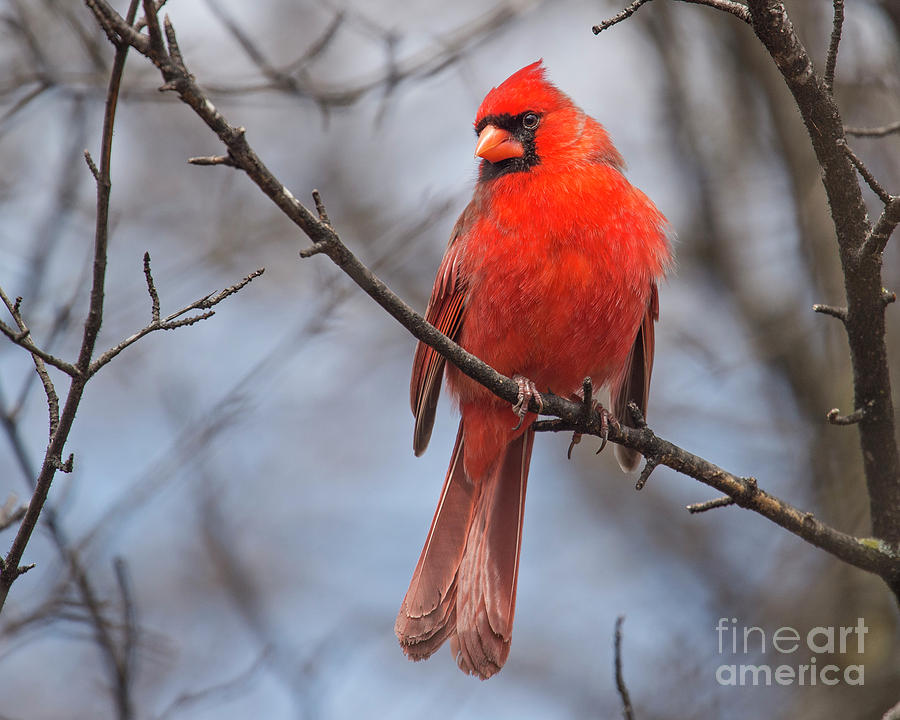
left=614, top=616, right=635, bottom=720
left=202, top=0, right=535, bottom=111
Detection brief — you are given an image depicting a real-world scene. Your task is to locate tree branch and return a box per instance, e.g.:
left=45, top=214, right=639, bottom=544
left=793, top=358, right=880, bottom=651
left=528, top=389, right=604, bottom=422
left=747, top=0, right=900, bottom=547
left=80, top=0, right=900, bottom=598
left=0, top=0, right=142, bottom=614
left=0, top=288, right=61, bottom=435
left=593, top=0, right=750, bottom=34
left=823, top=0, right=844, bottom=94
left=862, top=195, right=900, bottom=257
left=0, top=0, right=260, bottom=615
left=614, top=616, right=635, bottom=720
left=845, top=120, right=900, bottom=138
left=88, top=260, right=264, bottom=377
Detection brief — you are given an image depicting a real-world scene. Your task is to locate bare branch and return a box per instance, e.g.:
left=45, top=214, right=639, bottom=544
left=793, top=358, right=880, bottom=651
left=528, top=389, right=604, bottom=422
left=677, top=0, right=751, bottom=23
left=113, top=557, right=137, bottom=720
left=861, top=195, right=900, bottom=257
left=687, top=495, right=736, bottom=514
left=141, top=0, right=165, bottom=57
left=142, top=252, right=160, bottom=323
left=845, top=120, right=900, bottom=138
left=0, top=495, right=27, bottom=533
left=188, top=154, right=236, bottom=167
left=199, top=1, right=528, bottom=109
left=0, top=288, right=62, bottom=434
left=0, top=317, right=80, bottom=377
left=83, top=149, right=100, bottom=180
left=312, top=188, right=332, bottom=227
left=614, top=617, right=635, bottom=720
left=748, top=0, right=900, bottom=548
left=89, top=266, right=264, bottom=376
left=593, top=0, right=750, bottom=34
left=634, top=458, right=657, bottom=491
left=823, top=0, right=844, bottom=94
left=839, top=139, right=892, bottom=204
left=812, top=303, right=847, bottom=322
left=827, top=404, right=869, bottom=426
left=593, top=0, right=653, bottom=34
left=155, top=649, right=269, bottom=720
left=0, top=0, right=142, bottom=613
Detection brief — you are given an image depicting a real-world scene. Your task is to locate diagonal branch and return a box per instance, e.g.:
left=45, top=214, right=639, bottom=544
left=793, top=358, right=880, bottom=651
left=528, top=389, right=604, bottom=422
left=0, top=290, right=60, bottom=437
left=81, top=0, right=900, bottom=598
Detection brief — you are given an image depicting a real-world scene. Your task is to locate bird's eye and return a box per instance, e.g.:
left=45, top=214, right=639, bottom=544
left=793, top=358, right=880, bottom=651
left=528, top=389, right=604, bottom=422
left=522, top=112, right=540, bottom=130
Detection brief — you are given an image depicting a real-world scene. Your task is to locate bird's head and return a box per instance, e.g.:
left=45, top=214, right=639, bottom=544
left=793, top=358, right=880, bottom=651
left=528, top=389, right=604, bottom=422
left=473, top=61, right=622, bottom=181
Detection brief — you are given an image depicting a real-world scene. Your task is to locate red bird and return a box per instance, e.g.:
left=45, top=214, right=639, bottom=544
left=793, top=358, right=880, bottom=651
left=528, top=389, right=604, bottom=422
left=395, top=62, right=671, bottom=679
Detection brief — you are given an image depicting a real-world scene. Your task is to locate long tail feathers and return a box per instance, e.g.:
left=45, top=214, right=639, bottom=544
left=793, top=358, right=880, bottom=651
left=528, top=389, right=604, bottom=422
left=396, top=425, right=475, bottom=658
left=396, top=422, right=535, bottom=680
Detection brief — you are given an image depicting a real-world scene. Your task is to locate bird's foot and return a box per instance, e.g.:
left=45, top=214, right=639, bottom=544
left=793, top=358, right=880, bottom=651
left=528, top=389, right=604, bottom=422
left=568, top=381, right=618, bottom=458
left=511, top=374, right=543, bottom=431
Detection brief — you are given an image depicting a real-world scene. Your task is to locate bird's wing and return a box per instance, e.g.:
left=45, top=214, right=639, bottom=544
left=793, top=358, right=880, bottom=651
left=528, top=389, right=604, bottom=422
left=611, top=282, right=658, bottom=471
left=410, top=207, right=472, bottom=456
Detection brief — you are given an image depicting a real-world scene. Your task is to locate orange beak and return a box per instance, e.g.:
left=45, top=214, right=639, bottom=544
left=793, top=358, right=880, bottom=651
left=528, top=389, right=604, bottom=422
left=474, top=125, right=524, bottom=163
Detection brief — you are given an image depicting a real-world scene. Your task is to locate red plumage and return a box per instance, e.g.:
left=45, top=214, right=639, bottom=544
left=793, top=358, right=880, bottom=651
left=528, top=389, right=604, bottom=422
left=397, top=61, right=671, bottom=679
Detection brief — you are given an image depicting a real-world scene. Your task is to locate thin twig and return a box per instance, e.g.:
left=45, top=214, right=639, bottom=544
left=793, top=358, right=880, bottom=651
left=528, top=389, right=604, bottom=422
left=89, top=267, right=265, bottom=376
left=845, top=120, right=900, bottom=138
left=827, top=405, right=868, bottom=426
left=0, top=495, right=27, bottom=532
left=634, top=458, right=657, bottom=490
left=0, top=317, right=80, bottom=377
left=114, top=557, right=137, bottom=720
left=823, top=0, right=844, bottom=94
left=614, top=616, right=635, bottom=720
left=593, top=0, right=653, bottom=33
left=687, top=496, right=736, bottom=514
left=812, top=303, right=847, bottom=322
left=593, top=0, right=750, bottom=33
left=188, top=154, right=235, bottom=167
left=677, top=0, right=751, bottom=23
left=861, top=196, right=900, bottom=257
left=0, top=288, right=61, bottom=435
left=142, top=252, right=160, bottom=323
left=839, top=139, right=892, bottom=205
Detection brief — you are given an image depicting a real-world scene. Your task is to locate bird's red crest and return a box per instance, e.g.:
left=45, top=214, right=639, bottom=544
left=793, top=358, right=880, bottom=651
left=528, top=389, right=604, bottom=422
left=475, top=60, right=569, bottom=124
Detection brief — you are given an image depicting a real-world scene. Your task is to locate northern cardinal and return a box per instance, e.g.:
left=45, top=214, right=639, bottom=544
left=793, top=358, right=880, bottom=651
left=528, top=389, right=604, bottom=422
left=395, top=61, right=671, bottom=679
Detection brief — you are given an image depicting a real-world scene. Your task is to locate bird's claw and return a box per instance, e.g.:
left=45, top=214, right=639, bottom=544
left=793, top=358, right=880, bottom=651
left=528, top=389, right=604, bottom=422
left=567, top=382, right=618, bottom=457
left=593, top=407, right=622, bottom=455
left=594, top=408, right=610, bottom=455
left=511, top=374, right=543, bottom=430
left=567, top=433, right=581, bottom=460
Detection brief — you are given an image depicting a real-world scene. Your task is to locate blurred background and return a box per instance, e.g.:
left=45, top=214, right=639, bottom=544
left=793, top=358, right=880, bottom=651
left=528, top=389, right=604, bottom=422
left=0, top=0, right=899, bottom=718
